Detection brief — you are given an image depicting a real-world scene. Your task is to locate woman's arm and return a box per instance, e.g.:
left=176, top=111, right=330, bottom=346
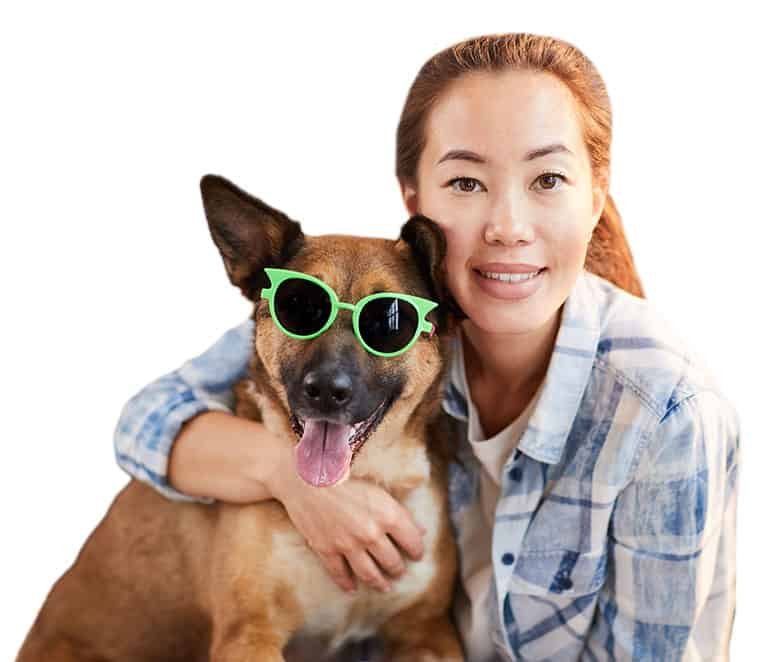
left=113, top=318, right=255, bottom=502
left=584, top=390, right=740, bottom=661
left=166, top=409, right=294, bottom=503
left=112, top=315, right=427, bottom=593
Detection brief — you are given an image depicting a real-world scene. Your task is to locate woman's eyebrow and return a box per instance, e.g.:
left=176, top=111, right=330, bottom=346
left=436, top=143, right=573, bottom=166
left=436, top=149, right=487, bottom=165
left=523, top=143, right=574, bottom=161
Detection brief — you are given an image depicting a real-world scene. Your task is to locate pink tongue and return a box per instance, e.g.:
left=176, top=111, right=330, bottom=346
left=294, top=419, right=353, bottom=487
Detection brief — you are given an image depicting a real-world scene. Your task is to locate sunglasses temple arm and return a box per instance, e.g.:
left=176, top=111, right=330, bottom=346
left=421, top=320, right=435, bottom=336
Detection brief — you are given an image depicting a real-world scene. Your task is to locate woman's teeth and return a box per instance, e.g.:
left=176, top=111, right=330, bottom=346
left=477, top=269, right=543, bottom=283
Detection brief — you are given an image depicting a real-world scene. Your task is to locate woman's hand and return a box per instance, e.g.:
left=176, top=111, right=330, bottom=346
left=269, top=448, right=427, bottom=594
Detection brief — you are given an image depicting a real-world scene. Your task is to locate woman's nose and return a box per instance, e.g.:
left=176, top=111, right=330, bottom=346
left=483, top=206, right=534, bottom=246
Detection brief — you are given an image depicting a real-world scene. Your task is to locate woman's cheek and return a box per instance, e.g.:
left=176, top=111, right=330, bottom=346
left=442, top=242, right=471, bottom=293
left=444, top=230, right=473, bottom=271
left=546, top=220, right=590, bottom=269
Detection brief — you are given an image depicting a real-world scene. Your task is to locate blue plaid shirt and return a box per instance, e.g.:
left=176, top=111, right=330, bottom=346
left=114, top=270, right=739, bottom=661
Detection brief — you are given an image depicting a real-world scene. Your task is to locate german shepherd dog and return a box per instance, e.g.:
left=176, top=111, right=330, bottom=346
left=17, top=175, right=465, bottom=662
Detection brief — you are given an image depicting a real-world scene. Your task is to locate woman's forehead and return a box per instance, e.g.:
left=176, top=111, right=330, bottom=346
left=423, top=70, right=585, bottom=166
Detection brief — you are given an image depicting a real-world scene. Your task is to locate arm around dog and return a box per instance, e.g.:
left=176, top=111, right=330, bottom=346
left=113, top=317, right=259, bottom=503
left=112, top=312, right=427, bottom=592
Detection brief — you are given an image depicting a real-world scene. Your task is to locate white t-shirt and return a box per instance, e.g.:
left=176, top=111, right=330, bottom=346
left=449, top=326, right=543, bottom=662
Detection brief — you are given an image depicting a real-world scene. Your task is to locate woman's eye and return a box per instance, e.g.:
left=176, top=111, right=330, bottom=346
left=447, top=177, right=484, bottom=193
left=534, top=172, right=567, bottom=190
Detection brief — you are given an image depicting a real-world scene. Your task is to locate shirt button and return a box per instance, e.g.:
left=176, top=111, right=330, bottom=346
left=557, top=576, right=573, bottom=591
left=508, top=467, right=523, bottom=482
left=502, top=553, right=515, bottom=565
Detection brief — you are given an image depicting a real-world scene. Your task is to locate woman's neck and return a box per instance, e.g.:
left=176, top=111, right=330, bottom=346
left=460, top=307, right=562, bottom=400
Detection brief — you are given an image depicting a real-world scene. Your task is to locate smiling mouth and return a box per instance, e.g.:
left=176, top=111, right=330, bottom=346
left=288, top=398, right=392, bottom=487
left=474, top=267, right=547, bottom=283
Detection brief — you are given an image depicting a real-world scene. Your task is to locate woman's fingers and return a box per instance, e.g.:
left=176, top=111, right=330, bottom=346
left=280, top=474, right=428, bottom=596
left=366, top=534, right=407, bottom=579
left=345, top=549, right=393, bottom=593
left=384, top=505, right=427, bottom=563
left=320, top=550, right=357, bottom=593
left=322, top=528, right=419, bottom=593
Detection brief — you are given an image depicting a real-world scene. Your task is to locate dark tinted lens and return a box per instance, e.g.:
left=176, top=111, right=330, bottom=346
left=358, top=297, right=418, bottom=354
left=274, top=278, right=332, bottom=336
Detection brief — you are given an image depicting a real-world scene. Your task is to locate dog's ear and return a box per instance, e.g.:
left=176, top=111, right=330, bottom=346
left=200, top=174, right=305, bottom=301
left=398, top=214, right=467, bottom=333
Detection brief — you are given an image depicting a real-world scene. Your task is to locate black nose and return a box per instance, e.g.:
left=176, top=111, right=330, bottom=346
left=302, top=368, right=353, bottom=411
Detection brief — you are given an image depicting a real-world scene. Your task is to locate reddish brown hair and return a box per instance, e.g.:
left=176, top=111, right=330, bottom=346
left=395, top=32, right=644, bottom=298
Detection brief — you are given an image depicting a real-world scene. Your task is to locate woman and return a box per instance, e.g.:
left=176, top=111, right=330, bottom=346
left=114, top=33, right=739, bottom=660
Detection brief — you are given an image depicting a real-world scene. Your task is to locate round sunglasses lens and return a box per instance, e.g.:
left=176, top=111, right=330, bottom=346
left=359, top=297, right=418, bottom=354
left=274, top=278, right=331, bottom=336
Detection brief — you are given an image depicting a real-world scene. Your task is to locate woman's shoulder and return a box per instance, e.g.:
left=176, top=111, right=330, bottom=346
left=177, top=315, right=255, bottom=390
left=582, top=271, right=729, bottom=420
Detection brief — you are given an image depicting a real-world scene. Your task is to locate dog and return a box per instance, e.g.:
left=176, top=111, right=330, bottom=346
left=17, top=174, right=465, bottom=662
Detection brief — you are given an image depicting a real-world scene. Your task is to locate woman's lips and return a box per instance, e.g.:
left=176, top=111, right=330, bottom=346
left=474, top=262, right=543, bottom=273
left=472, top=266, right=547, bottom=300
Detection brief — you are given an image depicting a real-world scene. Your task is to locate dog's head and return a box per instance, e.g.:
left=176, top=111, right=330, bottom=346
left=200, top=174, right=458, bottom=487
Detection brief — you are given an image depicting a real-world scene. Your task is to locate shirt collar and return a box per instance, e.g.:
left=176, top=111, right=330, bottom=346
left=442, top=270, right=602, bottom=464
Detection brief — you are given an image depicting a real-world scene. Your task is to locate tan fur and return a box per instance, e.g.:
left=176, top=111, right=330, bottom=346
left=17, top=233, right=464, bottom=662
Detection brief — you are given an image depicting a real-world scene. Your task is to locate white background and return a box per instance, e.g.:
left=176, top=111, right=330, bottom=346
left=2, top=1, right=756, bottom=659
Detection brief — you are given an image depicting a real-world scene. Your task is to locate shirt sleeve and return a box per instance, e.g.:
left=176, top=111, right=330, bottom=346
left=584, top=390, right=740, bottom=661
left=112, top=317, right=254, bottom=503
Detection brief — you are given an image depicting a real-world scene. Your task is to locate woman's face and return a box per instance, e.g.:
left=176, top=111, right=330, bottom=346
left=401, top=70, right=607, bottom=336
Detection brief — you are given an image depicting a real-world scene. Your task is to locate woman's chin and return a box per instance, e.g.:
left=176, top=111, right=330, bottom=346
left=466, top=311, right=546, bottom=336
left=462, top=294, right=563, bottom=336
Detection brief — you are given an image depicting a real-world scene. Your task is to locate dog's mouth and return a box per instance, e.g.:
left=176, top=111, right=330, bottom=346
left=289, top=398, right=392, bottom=488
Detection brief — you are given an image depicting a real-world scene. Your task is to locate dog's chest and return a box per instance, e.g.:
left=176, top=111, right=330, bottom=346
left=270, top=481, right=443, bottom=651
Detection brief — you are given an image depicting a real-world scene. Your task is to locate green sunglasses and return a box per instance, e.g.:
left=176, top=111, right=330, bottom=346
left=260, top=268, right=438, bottom=357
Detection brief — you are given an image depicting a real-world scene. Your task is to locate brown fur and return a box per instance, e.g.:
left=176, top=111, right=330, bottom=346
left=17, top=176, right=465, bottom=662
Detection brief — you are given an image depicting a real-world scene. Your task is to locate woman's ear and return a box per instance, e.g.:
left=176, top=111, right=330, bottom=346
left=398, top=178, right=419, bottom=216
left=591, top=169, right=609, bottom=230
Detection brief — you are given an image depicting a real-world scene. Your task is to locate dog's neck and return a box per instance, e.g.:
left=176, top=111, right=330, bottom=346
left=349, top=419, right=432, bottom=500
